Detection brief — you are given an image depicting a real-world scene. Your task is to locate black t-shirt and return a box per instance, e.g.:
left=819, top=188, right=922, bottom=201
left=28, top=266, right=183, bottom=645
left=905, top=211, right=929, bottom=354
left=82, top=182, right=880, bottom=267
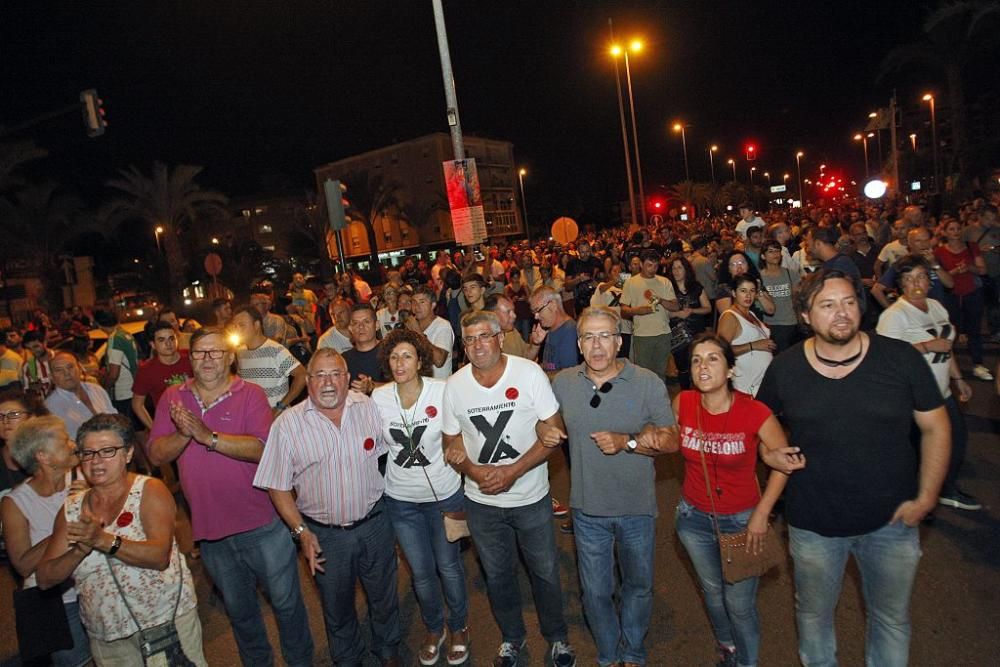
left=567, top=256, right=604, bottom=308
left=756, top=334, right=943, bottom=537
left=343, top=345, right=388, bottom=383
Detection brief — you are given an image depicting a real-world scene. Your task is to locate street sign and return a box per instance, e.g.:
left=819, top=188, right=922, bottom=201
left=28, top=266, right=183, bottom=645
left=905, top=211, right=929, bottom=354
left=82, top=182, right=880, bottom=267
left=650, top=214, right=664, bottom=225
left=551, top=217, right=579, bottom=244
left=770, top=184, right=787, bottom=193
left=204, top=253, right=223, bottom=276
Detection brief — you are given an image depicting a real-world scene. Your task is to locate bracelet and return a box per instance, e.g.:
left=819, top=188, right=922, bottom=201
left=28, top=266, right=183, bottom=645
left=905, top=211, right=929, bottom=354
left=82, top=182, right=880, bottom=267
left=290, top=524, right=306, bottom=539
left=108, top=534, right=122, bottom=556
left=208, top=431, right=219, bottom=452
left=749, top=341, right=754, bottom=352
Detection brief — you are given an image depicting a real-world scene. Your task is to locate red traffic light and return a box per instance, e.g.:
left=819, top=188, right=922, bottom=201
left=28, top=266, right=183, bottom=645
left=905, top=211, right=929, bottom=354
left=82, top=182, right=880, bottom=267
left=745, top=144, right=757, bottom=161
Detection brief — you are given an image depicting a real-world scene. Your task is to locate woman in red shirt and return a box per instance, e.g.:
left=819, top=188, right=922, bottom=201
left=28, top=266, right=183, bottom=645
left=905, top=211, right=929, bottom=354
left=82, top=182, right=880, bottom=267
left=672, top=334, right=804, bottom=667
left=934, top=217, right=991, bottom=380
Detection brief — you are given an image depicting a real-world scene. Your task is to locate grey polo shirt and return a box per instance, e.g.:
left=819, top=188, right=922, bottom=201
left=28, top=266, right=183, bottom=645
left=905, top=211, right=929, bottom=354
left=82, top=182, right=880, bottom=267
left=552, top=359, right=674, bottom=517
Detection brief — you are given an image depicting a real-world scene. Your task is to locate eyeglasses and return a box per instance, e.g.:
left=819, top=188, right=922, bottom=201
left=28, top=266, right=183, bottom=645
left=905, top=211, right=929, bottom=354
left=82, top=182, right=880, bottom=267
left=462, top=331, right=500, bottom=346
left=191, top=349, right=227, bottom=360
left=309, top=370, right=349, bottom=381
left=590, top=381, right=614, bottom=408
left=77, top=446, right=127, bottom=461
left=532, top=300, right=552, bottom=315
left=0, top=410, right=28, bottom=423
left=579, top=331, right=619, bottom=344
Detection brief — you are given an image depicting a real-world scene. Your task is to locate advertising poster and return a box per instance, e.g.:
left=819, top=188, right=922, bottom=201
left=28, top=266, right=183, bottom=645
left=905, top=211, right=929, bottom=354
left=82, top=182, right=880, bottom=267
left=443, top=158, right=487, bottom=245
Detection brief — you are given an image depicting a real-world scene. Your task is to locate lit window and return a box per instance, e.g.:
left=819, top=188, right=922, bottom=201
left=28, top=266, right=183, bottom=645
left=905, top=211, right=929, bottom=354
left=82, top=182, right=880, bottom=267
left=259, top=224, right=273, bottom=234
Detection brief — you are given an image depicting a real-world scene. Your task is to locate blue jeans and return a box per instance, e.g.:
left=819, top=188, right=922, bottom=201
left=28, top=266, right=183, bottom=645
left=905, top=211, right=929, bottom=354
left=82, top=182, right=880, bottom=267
left=675, top=498, right=760, bottom=667
left=573, top=511, right=655, bottom=666
left=789, top=521, right=921, bottom=667
left=465, top=494, right=568, bottom=645
left=51, top=600, right=91, bottom=667
left=306, top=498, right=402, bottom=665
left=384, top=489, right=468, bottom=634
left=199, top=517, right=314, bottom=667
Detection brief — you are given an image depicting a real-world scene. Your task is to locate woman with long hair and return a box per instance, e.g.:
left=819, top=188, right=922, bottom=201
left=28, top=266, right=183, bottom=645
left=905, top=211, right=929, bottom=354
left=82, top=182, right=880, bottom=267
left=715, top=250, right=774, bottom=318
left=672, top=334, right=804, bottom=667
left=717, top=276, right=776, bottom=397
left=372, top=329, right=469, bottom=665
left=758, top=239, right=801, bottom=352
left=667, top=256, right=712, bottom=389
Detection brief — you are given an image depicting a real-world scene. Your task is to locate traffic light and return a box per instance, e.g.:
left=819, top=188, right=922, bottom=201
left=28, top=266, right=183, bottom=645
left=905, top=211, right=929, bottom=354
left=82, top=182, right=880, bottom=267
left=745, top=144, right=756, bottom=161
left=324, top=178, right=349, bottom=230
left=79, top=89, right=107, bottom=138
left=648, top=197, right=665, bottom=214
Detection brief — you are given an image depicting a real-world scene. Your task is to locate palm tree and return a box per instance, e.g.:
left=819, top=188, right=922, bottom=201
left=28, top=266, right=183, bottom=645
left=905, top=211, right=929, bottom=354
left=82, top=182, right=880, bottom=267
left=0, top=139, right=48, bottom=194
left=667, top=180, right=715, bottom=213
left=877, top=1, right=1000, bottom=184
left=339, top=171, right=402, bottom=272
left=0, top=182, right=93, bottom=310
left=101, top=162, right=228, bottom=304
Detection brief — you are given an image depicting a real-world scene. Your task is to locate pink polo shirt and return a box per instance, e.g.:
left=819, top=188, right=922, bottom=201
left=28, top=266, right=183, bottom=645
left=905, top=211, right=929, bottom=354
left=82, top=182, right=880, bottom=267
left=149, top=377, right=275, bottom=541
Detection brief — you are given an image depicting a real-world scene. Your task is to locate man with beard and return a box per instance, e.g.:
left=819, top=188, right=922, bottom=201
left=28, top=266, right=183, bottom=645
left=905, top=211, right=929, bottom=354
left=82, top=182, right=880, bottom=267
left=757, top=269, right=950, bottom=667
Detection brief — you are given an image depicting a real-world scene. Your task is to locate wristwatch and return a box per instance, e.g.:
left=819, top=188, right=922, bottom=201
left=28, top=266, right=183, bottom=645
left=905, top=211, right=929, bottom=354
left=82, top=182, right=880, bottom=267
left=291, top=524, right=307, bottom=540
left=276, top=401, right=288, bottom=412
left=208, top=431, right=219, bottom=452
left=625, top=435, right=638, bottom=452
left=108, top=534, right=123, bottom=556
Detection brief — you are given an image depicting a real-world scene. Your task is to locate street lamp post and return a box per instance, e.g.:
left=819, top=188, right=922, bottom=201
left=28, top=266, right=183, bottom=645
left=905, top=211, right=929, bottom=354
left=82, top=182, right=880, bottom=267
left=673, top=122, right=690, bottom=182
left=609, top=39, right=637, bottom=227
left=909, top=133, right=917, bottom=151
left=728, top=158, right=737, bottom=183
left=618, top=39, right=647, bottom=223
left=795, top=151, right=804, bottom=204
left=749, top=166, right=756, bottom=187
left=854, top=133, right=870, bottom=179
left=154, top=226, right=164, bottom=253
left=517, top=168, right=530, bottom=243
left=764, top=171, right=771, bottom=188
left=922, top=93, right=939, bottom=193
left=709, top=145, right=718, bottom=185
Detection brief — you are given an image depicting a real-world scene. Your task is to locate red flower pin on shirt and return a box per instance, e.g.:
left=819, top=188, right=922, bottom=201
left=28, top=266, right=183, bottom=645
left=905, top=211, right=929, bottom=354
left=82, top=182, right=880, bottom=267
left=116, top=512, right=134, bottom=528
left=425, top=405, right=438, bottom=418
left=644, top=289, right=654, bottom=301
left=363, top=437, right=375, bottom=451
left=505, top=387, right=519, bottom=400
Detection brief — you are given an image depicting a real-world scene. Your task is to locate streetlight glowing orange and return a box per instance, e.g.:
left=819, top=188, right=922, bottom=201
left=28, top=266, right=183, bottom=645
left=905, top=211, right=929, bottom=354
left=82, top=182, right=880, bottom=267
left=629, top=39, right=643, bottom=53
left=922, top=93, right=933, bottom=101
left=672, top=122, right=683, bottom=132
left=610, top=44, right=622, bottom=57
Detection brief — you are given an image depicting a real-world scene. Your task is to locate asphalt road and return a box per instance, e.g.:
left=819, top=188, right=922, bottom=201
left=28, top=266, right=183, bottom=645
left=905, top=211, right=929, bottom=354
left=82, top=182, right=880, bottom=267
left=2, top=348, right=999, bottom=666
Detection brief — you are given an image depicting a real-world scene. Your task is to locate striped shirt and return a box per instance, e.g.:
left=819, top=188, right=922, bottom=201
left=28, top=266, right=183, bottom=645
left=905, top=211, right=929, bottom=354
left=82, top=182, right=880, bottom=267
left=254, top=392, right=387, bottom=525
left=236, top=338, right=300, bottom=408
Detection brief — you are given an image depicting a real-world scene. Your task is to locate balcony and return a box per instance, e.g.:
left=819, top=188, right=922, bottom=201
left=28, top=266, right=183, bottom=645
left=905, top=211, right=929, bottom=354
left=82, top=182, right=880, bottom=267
left=483, top=209, right=521, bottom=236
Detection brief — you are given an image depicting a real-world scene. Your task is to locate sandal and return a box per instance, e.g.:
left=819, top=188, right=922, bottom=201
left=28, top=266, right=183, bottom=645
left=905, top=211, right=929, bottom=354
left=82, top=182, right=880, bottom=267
left=418, top=632, right=446, bottom=666
left=446, top=627, right=470, bottom=665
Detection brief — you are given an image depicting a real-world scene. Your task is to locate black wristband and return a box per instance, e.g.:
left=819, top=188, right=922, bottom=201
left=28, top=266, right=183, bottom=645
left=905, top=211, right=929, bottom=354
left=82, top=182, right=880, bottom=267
left=108, top=534, right=122, bottom=556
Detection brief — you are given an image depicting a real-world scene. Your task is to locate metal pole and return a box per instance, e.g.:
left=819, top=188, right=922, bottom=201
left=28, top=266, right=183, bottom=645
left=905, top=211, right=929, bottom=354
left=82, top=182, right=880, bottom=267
left=518, top=170, right=530, bottom=244
left=610, top=20, right=638, bottom=228
left=890, top=91, right=900, bottom=194
left=731, top=161, right=737, bottom=183
left=431, top=0, right=464, bottom=161
left=680, top=127, right=690, bottom=182
left=862, top=137, right=869, bottom=180
left=928, top=96, right=939, bottom=193
left=623, top=51, right=646, bottom=224
left=709, top=148, right=716, bottom=186
left=796, top=153, right=804, bottom=205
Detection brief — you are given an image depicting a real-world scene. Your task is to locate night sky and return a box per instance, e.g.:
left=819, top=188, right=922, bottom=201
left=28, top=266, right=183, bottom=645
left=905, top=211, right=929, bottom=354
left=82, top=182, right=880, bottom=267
left=3, top=1, right=964, bottom=223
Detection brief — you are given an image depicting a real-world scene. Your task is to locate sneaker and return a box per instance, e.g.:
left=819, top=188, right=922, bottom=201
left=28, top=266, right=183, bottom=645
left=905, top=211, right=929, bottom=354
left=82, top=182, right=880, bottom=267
left=550, top=641, right=576, bottom=667
left=972, top=365, right=994, bottom=381
left=551, top=498, right=569, bottom=517
left=715, top=644, right=737, bottom=667
left=493, top=640, right=525, bottom=667
left=559, top=519, right=574, bottom=534
left=939, top=490, right=983, bottom=511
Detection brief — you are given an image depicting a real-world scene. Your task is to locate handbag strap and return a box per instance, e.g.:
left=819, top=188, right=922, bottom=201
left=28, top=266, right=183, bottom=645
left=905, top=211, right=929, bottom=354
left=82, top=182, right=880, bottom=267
left=104, top=543, right=183, bottom=637
left=395, top=383, right=440, bottom=503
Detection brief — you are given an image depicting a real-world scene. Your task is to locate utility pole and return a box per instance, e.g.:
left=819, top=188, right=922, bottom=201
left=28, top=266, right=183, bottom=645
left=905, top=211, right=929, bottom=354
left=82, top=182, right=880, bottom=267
left=431, top=0, right=464, bottom=161
left=890, top=91, right=900, bottom=195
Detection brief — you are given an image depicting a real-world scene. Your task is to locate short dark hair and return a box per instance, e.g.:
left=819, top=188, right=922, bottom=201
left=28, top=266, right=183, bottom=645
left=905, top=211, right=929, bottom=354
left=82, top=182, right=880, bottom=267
left=189, top=326, right=230, bottom=350
left=77, top=413, right=135, bottom=452
left=461, top=273, right=487, bottom=287
left=377, top=328, right=436, bottom=378
left=93, top=309, right=118, bottom=328
left=793, top=268, right=867, bottom=323
left=892, top=254, right=931, bottom=290
left=349, top=303, right=376, bottom=320
left=151, top=320, right=178, bottom=337
left=412, top=284, right=436, bottom=301
left=211, top=298, right=231, bottom=310
left=233, top=305, right=263, bottom=327
left=22, top=330, right=45, bottom=345
left=0, top=387, right=49, bottom=422
left=689, top=333, right=737, bottom=388
left=638, top=248, right=661, bottom=264
left=810, top=225, right=841, bottom=247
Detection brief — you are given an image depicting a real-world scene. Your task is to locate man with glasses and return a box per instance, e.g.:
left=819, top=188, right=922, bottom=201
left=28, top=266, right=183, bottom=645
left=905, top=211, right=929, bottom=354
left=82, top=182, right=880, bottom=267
left=529, top=286, right=579, bottom=377
left=45, top=352, right=116, bottom=440
left=148, top=327, right=314, bottom=667
left=254, top=349, right=402, bottom=666
left=550, top=306, right=675, bottom=667
left=442, top=310, right=577, bottom=667
left=404, top=284, right=455, bottom=379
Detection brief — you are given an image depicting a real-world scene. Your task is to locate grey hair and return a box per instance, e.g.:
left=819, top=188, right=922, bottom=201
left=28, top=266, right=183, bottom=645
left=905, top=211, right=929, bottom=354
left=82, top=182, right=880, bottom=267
left=9, top=415, right=67, bottom=474
left=577, top=306, right=621, bottom=331
left=460, top=309, right=502, bottom=335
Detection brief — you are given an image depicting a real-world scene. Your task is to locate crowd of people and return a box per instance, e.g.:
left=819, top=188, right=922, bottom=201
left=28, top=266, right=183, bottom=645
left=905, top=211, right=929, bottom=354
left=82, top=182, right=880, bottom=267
left=0, top=189, right=997, bottom=666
